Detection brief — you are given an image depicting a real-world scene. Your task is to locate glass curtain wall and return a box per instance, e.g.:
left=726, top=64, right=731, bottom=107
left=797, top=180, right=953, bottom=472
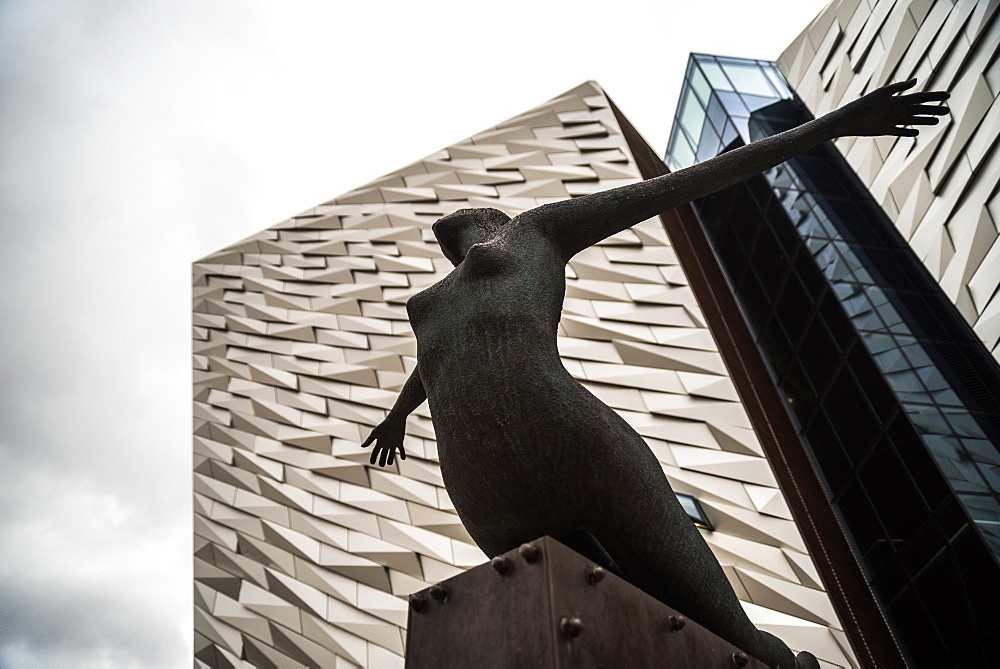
left=666, top=54, right=1000, bottom=665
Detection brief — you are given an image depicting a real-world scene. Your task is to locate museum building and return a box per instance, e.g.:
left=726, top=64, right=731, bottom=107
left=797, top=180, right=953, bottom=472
left=193, top=1, right=999, bottom=666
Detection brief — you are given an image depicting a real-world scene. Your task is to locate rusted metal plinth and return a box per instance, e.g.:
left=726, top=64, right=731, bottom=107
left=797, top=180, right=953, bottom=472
left=405, top=536, right=767, bottom=668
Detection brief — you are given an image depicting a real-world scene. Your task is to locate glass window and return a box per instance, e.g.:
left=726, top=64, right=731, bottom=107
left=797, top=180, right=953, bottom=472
left=690, top=66, right=713, bottom=107
left=699, top=60, right=733, bottom=91
left=896, top=514, right=949, bottom=577
left=721, top=118, right=740, bottom=148
left=782, top=358, right=820, bottom=424
left=860, top=443, right=927, bottom=541
left=848, top=345, right=898, bottom=420
left=887, top=415, right=949, bottom=510
left=836, top=480, right=883, bottom=555
left=741, top=92, right=782, bottom=113
left=975, top=461, right=1000, bottom=494
left=962, top=437, right=1000, bottom=465
left=676, top=493, right=712, bottom=529
left=924, top=434, right=990, bottom=493
left=758, top=319, right=795, bottom=373
left=818, top=291, right=855, bottom=344
left=764, top=65, right=794, bottom=99
left=751, top=227, right=791, bottom=287
left=931, top=388, right=962, bottom=406
left=948, top=526, right=1000, bottom=626
left=907, top=406, right=951, bottom=435
left=866, top=540, right=908, bottom=594
left=916, top=366, right=951, bottom=394
left=706, top=94, right=728, bottom=138
left=668, top=131, right=695, bottom=169
left=722, top=61, right=779, bottom=97
left=716, top=90, right=750, bottom=117
left=804, top=414, right=853, bottom=493
left=679, top=91, right=706, bottom=150
left=730, top=115, right=751, bottom=142
left=776, top=276, right=813, bottom=337
left=799, top=316, right=840, bottom=384
left=828, top=368, right=879, bottom=460
left=886, top=587, right=948, bottom=661
left=910, top=549, right=975, bottom=646
left=940, top=410, right=987, bottom=439
left=738, top=275, right=774, bottom=332
left=958, top=494, right=1000, bottom=553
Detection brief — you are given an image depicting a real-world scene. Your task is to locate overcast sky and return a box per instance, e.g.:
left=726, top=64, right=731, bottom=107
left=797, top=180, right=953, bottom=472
left=0, top=1, right=829, bottom=666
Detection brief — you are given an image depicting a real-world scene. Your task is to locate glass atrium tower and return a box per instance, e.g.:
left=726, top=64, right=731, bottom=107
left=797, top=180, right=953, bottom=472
left=666, top=52, right=1000, bottom=667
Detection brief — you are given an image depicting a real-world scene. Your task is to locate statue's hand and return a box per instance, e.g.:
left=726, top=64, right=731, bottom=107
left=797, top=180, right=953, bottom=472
left=833, top=78, right=949, bottom=138
left=361, top=418, right=407, bottom=467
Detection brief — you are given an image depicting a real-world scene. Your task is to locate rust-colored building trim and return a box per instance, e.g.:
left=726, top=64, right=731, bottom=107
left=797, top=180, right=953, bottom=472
left=608, top=97, right=905, bottom=668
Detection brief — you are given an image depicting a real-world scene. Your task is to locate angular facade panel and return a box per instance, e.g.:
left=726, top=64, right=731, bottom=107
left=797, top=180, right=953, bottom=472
left=193, top=83, right=856, bottom=667
left=778, top=0, right=1000, bottom=361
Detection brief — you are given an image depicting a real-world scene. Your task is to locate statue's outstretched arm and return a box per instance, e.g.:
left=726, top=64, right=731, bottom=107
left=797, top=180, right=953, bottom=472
left=361, top=366, right=426, bottom=467
left=523, top=79, right=948, bottom=260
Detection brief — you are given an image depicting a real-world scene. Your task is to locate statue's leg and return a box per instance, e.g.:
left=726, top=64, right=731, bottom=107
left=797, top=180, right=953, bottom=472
left=590, top=474, right=798, bottom=669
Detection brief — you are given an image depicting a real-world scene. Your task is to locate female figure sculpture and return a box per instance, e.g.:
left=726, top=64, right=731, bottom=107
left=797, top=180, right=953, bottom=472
left=362, top=80, right=948, bottom=668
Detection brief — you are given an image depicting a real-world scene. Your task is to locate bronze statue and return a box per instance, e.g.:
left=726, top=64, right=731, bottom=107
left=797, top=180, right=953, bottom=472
left=363, top=80, right=948, bottom=668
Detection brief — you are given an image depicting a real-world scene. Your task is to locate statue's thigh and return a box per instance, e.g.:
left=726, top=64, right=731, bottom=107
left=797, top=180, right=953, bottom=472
left=589, top=472, right=741, bottom=623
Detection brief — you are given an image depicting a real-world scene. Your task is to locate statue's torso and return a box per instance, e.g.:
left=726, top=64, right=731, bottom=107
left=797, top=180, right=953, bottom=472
left=404, top=226, right=660, bottom=541
left=406, top=228, right=567, bottom=396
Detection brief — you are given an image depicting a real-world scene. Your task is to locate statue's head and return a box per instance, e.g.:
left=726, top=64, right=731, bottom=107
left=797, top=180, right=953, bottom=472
left=433, top=208, right=512, bottom=266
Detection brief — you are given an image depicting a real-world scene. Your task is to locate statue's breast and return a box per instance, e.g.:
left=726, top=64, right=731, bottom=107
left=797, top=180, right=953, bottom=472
left=463, top=238, right=514, bottom=276
left=405, top=280, right=444, bottom=330
left=407, top=240, right=516, bottom=324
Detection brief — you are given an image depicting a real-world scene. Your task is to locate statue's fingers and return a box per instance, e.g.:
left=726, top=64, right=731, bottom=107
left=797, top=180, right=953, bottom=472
left=361, top=432, right=376, bottom=448
left=370, top=447, right=380, bottom=466
left=387, top=450, right=395, bottom=466
left=907, top=90, right=949, bottom=103
left=891, top=127, right=919, bottom=137
left=398, top=444, right=407, bottom=460
left=904, top=116, right=939, bottom=126
left=380, top=447, right=389, bottom=468
left=884, top=78, right=917, bottom=94
left=908, top=104, right=949, bottom=115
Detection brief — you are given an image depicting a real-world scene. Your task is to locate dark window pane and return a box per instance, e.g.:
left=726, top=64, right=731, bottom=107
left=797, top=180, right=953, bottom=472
left=782, top=359, right=819, bottom=427
left=804, top=414, right=852, bottom=494
left=886, top=587, right=948, bottom=665
left=883, top=414, right=951, bottom=511
left=837, top=480, right=883, bottom=557
left=912, top=550, right=981, bottom=655
left=817, top=290, right=855, bottom=344
left=860, top=442, right=927, bottom=542
left=827, top=369, right=879, bottom=461
left=738, top=275, right=774, bottom=333
left=775, top=276, right=812, bottom=339
left=757, top=318, right=794, bottom=377
left=866, top=540, right=908, bottom=598
left=848, top=343, right=897, bottom=420
left=950, top=525, right=1000, bottom=628
left=798, top=317, right=840, bottom=385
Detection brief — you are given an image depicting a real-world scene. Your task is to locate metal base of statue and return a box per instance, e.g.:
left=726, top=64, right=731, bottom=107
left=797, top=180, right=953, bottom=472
left=405, top=536, right=767, bottom=668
